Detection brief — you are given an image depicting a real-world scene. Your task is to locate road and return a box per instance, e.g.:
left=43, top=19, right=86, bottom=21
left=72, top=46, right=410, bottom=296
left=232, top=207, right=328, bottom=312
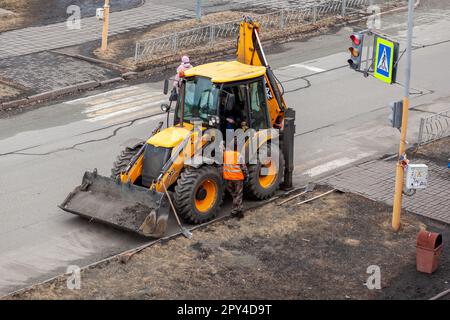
left=1, top=0, right=449, bottom=295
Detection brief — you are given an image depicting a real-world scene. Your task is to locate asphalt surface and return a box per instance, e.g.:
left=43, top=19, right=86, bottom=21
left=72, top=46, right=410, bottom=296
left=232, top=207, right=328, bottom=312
left=1, top=0, right=450, bottom=295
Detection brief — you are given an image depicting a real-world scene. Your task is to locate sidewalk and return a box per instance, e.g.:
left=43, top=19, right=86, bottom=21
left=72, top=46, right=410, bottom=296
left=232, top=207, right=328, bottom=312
left=0, top=3, right=193, bottom=59
left=0, top=0, right=321, bottom=60
left=325, top=137, right=450, bottom=224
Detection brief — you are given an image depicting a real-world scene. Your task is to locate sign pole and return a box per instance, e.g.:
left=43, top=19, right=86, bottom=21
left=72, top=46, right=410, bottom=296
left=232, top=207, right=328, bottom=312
left=392, top=0, right=414, bottom=231
left=101, top=0, right=110, bottom=52
left=196, top=0, right=202, bottom=21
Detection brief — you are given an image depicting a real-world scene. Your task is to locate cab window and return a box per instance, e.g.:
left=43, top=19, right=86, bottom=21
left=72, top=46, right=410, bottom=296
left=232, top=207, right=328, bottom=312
left=248, top=80, right=269, bottom=130
left=177, top=76, right=219, bottom=124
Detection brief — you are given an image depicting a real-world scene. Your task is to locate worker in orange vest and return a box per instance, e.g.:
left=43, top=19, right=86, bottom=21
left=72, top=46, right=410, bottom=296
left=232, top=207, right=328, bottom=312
left=223, top=145, right=249, bottom=218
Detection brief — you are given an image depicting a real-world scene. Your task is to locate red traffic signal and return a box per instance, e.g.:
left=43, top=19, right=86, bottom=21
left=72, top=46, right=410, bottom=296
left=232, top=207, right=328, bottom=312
left=348, top=32, right=364, bottom=71
left=350, top=34, right=362, bottom=46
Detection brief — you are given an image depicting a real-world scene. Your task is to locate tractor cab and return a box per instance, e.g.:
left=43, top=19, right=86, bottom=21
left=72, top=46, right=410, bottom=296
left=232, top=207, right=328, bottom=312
left=167, top=61, right=271, bottom=135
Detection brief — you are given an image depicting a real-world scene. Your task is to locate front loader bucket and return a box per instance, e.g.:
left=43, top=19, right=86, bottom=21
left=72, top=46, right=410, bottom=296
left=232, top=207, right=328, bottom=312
left=59, top=170, right=170, bottom=238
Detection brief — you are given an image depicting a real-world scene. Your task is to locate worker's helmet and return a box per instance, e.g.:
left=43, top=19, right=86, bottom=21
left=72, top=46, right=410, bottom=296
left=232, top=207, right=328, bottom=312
left=182, top=55, right=190, bottom=64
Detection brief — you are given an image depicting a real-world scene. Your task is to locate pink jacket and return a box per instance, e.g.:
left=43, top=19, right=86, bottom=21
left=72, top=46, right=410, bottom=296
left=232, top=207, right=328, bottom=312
left=173, top=63, right=193, bottom=87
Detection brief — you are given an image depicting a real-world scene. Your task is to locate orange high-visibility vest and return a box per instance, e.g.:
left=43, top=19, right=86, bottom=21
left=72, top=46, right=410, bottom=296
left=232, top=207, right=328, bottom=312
left=223, top=151, right=244, bottom=181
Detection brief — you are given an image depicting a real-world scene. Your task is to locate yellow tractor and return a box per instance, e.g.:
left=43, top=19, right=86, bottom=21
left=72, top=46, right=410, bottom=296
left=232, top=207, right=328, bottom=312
left=60, top=17, right=295, bottom=237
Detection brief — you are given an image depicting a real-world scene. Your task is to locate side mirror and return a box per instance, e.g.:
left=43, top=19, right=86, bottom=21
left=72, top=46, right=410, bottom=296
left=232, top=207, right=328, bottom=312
left=161, top=103, right=170, bottom=113
left=169, top=88, right=178, bottom=102
left=163, top=79, right=169, bottom=95
left=225, top=93, right=235, bottom=111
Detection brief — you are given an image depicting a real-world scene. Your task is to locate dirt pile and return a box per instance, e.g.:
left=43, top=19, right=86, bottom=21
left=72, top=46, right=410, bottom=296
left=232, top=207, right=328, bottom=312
left=116, top=203, right=154, bottom=230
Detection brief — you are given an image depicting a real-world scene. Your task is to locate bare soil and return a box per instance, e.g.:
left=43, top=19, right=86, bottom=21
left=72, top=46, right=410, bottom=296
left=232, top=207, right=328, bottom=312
left=7, top=188, right=449, bottom=300
left=0, top=82, right=22, bottom=101
left=412, top=137, right=450, bottom=166
left=93, top=10, right=250, bottom=69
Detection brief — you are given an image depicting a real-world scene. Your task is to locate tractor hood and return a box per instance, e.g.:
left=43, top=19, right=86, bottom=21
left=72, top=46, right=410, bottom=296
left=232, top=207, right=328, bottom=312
left=147, top=126, right=192, bottom=148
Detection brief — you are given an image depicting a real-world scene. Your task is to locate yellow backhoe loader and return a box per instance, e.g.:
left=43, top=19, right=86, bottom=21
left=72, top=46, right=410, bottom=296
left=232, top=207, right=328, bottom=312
left=59, top=17, right=296, bottom=238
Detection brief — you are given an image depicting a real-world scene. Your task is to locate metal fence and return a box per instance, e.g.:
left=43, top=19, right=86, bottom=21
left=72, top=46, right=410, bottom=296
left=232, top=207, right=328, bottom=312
left=134, top=0, right=369, bottom=62
left=418, top=109, right=450, bottom=145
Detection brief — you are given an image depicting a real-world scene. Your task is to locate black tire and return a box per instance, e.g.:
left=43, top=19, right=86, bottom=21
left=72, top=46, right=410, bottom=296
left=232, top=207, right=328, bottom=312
left=111, top=142, right=145, bottom=179
left=245, top=144, right=285, bottom=200
left=174, top=166, right=224, bottom=224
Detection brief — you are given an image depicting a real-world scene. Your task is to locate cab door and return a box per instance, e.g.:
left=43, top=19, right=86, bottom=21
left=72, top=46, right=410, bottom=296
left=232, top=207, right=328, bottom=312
left=247, top=78, right=270, bottom=130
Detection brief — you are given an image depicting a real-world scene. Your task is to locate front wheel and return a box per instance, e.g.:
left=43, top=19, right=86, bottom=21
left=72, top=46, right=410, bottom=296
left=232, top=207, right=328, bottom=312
left=245, top=144, right=285, bottom=200
left=173, top=166, right=224, bottom=224
left=111, top=142, right=145, bottom=179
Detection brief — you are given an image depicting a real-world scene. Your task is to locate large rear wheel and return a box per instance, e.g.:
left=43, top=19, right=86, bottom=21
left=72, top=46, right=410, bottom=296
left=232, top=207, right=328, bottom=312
left=174, top=166, right=223, bottom=224
left=245, top=144, right=284, bottom=200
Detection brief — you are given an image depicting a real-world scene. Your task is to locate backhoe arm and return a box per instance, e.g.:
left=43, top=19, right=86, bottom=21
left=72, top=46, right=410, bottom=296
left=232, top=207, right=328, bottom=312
left=237, top=17, right=287, bottom=127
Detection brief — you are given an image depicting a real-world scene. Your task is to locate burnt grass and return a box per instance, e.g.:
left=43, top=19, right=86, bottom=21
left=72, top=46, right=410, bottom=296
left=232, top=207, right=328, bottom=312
left=410, top=137, right=450, bottom=166
left=8, top=190, right=450, bottom=300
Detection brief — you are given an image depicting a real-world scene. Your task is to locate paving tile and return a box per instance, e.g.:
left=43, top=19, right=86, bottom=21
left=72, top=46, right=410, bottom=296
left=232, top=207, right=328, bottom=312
left=325, top=158, right=450, bottom=224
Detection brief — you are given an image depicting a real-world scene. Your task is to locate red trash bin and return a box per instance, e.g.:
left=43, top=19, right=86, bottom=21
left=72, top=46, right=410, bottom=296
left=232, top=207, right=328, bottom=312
left=416, top=230, right=443, bottom=274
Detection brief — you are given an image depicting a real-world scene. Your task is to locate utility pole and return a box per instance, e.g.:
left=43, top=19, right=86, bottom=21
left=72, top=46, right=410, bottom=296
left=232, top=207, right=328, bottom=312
left=196, top=0, right=202, bottom=22
left=392, top=0, right=414, bottom=231
left=101, top=0, right=110, bottom=51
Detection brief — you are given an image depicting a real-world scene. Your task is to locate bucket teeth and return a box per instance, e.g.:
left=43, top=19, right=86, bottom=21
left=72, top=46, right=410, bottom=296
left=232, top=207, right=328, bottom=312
left=139, top=210, right=157, bottom=236
left=153, top=215, right=169, bottom=238
left=138, top=209, right=169, bottom=238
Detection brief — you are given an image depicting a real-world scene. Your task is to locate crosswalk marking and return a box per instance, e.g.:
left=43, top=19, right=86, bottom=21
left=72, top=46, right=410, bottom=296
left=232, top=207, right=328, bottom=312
left=303, top=151, right=376, bottom=177
left=64, top=84, right=169, bottom=125
left=82, top=92, right=166, bottom=114
left=102, top=108, right=167, bottom=127
left=86, top=100, right=166, bottom=123
left=66, top=86, right=140, bottom=105
left=290, top=63, right=326, bottom=73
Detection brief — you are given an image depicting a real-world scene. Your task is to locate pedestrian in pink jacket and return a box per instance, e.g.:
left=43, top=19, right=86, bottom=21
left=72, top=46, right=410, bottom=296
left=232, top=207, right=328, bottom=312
left=173, top=55, right=193, bottom=88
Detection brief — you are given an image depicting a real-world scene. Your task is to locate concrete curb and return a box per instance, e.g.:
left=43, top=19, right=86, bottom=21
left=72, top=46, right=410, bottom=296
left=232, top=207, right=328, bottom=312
left=1, top=80, right=107, bottom=111
left=70, top=54, right=131, bottom=72
left=122, top=71, right=139, bottom=80
left=99, top=77, right=124, bottom=86
left=0, top=98, right=29, bottom=109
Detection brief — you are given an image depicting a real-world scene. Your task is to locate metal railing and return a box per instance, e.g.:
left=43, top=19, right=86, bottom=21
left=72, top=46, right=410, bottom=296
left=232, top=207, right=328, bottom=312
left=134, top=0, right=369, bottom=62
left=418, top=109, right=450, bottom=145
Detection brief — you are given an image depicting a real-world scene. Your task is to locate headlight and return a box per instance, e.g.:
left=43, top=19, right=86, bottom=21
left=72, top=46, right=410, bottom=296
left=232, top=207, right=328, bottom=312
left=209, top=115, right=220, bottom=126
left=160, top=103, right=170, bottom=113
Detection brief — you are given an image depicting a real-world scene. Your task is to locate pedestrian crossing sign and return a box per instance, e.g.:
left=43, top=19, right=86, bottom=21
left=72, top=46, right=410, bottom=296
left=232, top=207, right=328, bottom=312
left=373, top=35, right=399, bottom=84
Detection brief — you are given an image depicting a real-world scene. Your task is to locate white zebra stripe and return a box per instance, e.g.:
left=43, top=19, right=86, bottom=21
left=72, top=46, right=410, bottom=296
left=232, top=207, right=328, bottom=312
left=83, top=92, right=166, bottom=114
left=86, top=99, right=166, bottom=122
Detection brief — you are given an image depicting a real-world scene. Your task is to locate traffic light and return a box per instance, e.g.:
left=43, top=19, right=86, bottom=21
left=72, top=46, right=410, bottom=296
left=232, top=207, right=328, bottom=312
left=348, top=32, right=364, bottom=71
left=389, top=101, right=403, bottom=129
